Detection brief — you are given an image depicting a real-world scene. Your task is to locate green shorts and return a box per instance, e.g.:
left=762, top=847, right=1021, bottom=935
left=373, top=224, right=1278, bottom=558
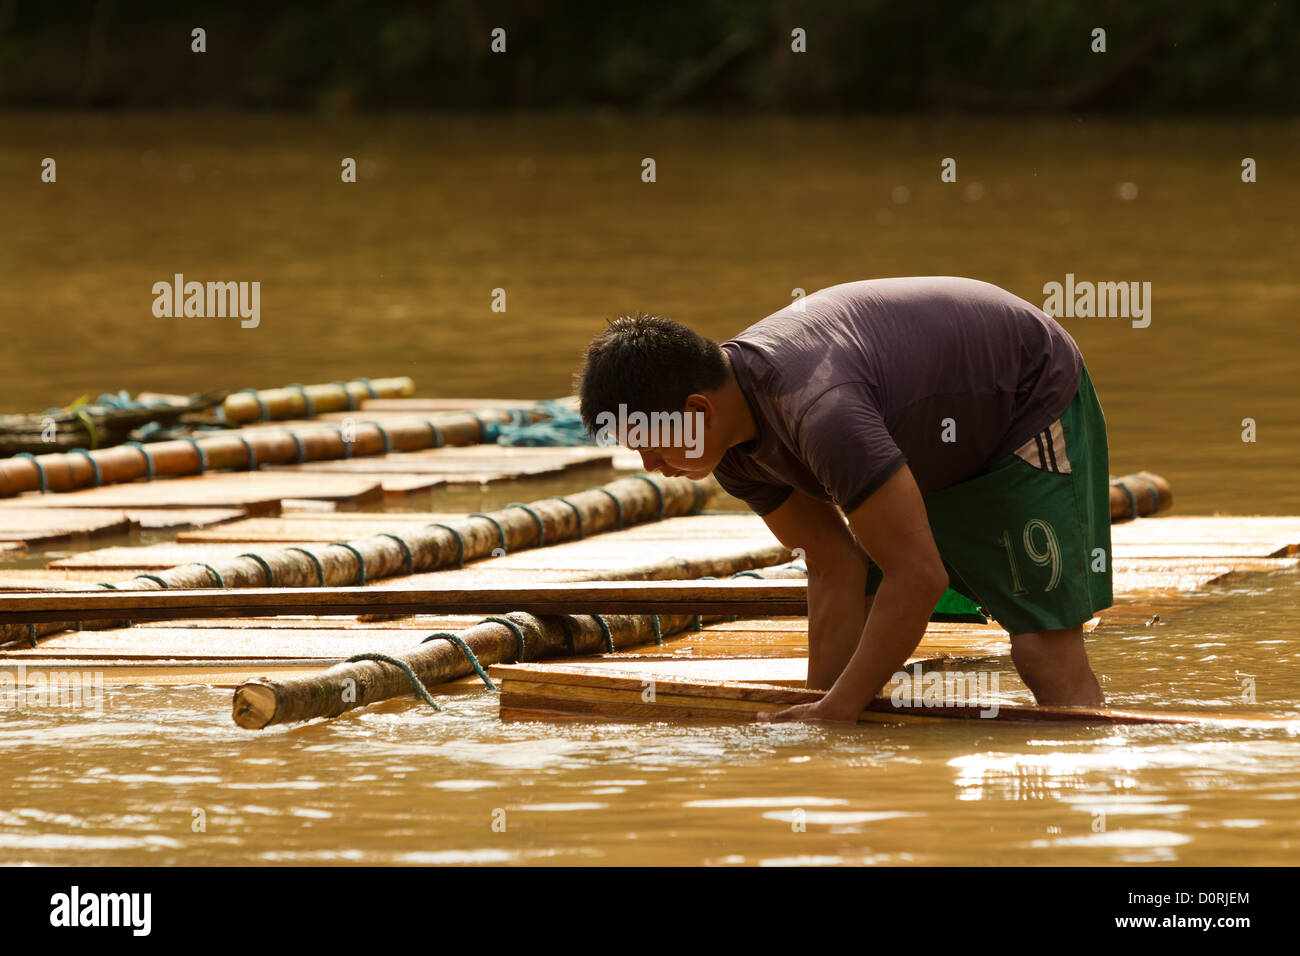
left=866, top=366, right=1114, bottom=635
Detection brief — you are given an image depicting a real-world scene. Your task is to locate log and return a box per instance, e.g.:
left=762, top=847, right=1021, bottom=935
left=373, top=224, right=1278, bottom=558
left=230, top=559, right=803, bottom=730
left=219, top=377, right=414, bottom=424
left=0, top=474, right=717, bottom=648
left=0, top=405, right=551, bottom=498
left=0, top=579, right=808, bottom=625
left=1110, top=471, right=1172, bottom=521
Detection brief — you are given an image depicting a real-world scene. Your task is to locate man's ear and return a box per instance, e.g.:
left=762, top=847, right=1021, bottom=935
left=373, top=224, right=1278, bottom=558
left=683, top=393, right=714, bottom=429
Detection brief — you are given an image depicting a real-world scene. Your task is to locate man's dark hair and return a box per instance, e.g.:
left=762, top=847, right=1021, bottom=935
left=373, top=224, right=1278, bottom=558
left=576, top=312, right=729, bottom=433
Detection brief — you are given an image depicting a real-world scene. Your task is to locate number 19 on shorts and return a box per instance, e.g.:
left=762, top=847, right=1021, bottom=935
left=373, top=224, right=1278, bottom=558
left=997, top=519, right=1063, bottom=595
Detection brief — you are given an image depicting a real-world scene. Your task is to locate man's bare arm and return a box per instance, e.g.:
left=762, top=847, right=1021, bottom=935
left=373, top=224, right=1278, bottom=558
left=759, top=465, right=948, bottom=723
left=758, top=489, right=869, bottom=689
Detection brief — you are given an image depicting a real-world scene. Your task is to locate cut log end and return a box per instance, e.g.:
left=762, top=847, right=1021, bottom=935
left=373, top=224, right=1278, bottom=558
left=232, top=682, right=279, bottom=730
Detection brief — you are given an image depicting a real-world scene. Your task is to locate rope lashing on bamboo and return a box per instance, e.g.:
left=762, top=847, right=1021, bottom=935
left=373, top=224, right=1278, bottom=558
left=481, top=616, right=530, bottom=661
left=548, top=496, right=585, bottom=538
left=235, top=435, right=258, bottom=470
left=470, top=514, right=508, bottom=554
left=631, top=475, right=666, bottom=521
left=505, top=503, right=546, bottom=547
left=332, top=380, right=359, bottom=411
left=368, top=421, right=393, bottom=454
left=595, top=488, right=625, bottom=530
left=183, top=437, right=209, bottom=473
left=423, top=419, right=444, bottom=448
left=335, top=425, right=353, bottom=459
left=284, top=429, right=308, bottom=463
left=133, top=574, right=169, bottom=589
left=593, top=614, right=616, bottom=652
left=239, top=552, right=276, bottom=586
left=69, top=449, right=102, bottom=487
left=376, top=534, right=414, bottom=576
left=344, top=653, right=444, bottom=712
left=426, top=523, right=466, bottom=568
left=330, top=542, right=368, bottom=585
left=285, top=547, right=325, bottom=586
left=421, top=632, right=498, bottom=689
left=13, top=453, right=47, bottom=493
left=1111, top=475, right=1163, bottom=520
left=241, top=387, right=271, bottom=422
left=123, top=441, right=155, bottom=479
left=286, top=383, right=315, bottom=418
left=3, top=475, right=718, bottom=650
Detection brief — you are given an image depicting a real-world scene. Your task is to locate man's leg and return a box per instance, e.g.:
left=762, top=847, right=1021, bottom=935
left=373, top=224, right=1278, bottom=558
left=1010, top=625, right=1104, bottom=707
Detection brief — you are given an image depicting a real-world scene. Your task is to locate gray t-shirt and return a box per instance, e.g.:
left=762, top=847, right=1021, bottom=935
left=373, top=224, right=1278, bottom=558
left=713, top=276, right=1083, bottom=515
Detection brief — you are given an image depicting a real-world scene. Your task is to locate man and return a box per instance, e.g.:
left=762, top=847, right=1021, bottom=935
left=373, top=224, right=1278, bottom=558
left=576, top=276, right=1111, bottom=724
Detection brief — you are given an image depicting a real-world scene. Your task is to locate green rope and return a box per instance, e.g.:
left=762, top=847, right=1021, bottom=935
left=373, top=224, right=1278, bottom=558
left=196, top=563, right=226, bottom=588
left=376, top=533, right=414, bottom=575
left=239, top=552, right=275, bottom=586
left=14, top=453, right=47, bottom=493
left=506, top=502, right=546, bottom=547
left=423, top=419, right=445, bottom=448
left=427, top=523, right=465, bottom=568
left=482, top=616, right=529, bottom=661
left=345, top=653, right=443, bottom=712
left=651, top=615, right=662, bottom=645
left=285, top=547, right=325, bottom=586
left=593, top=614, right=616, bottom=652
left=124, top=441, right=155, bottom=480
left=470, top=514, right=508, bottom=553
left=285, top=429, right=307, bottom=463
left=632, top=474, right=666, bottom=520
left=331, top=541, right=368, bottom=586
left=286, top=383, right=316, bottom=418
left=241, top=387, right=270, bottom=421
left=69, top=449, right=102, bottom=487
left=421, top=632, right=498, bottom=689
left=595, top=488, right=624, bottom=530
left=133, top=573, right=169, bottom=588
left=183, top=437, right=209, bottom=473
left=548, top=496, right=584, bottom=538
left=235, top=434, right=258, bottom=470
left=367, top=420, right=393, bottom=454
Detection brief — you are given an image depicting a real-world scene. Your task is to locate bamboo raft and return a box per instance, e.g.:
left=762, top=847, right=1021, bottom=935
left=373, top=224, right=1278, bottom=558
left=0, top=389, right=1296, bottom=733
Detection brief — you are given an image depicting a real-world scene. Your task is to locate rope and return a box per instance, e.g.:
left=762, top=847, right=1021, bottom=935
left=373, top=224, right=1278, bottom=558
left=355, top=376, right=379, bottom=399
left=284, top=429, right=307, bottom=463
left=427, top=523, right=466, bottom=568
left=331, top=541, right=368, bottom=586
left=594, top=615, right=616, bottom=652
left=14, top=453, right=47, bottom=493
left=285, top=547, right=326, bottom=586
left=241, top=387, right=270, bottom=422
left=482, top=616, right=529, bottom=661
left=376, top=533, right=414, bottom=576
left=332, top=380, right=358, bottom=411
left=470, top=514, right=507, bottom=553
left=236, top=435, right=258, bottom=470
left=133, top=574, right=169, bottom=588
left=367, top=421, right=393, bottom=454
left=1113, top=480, right=1140, bottom=520
left=631, top=474, right=666, bottom=520
left=183, top=437, right=209, bottom=473
left=239, top=552, right=275, bottom=586
left=421, top=632, right=498, bottom=689
left=196, top=563, right=226, bottom=588
left=506, top=503, right=546, bottom=547
left=650, top=615, right=662, bottom=645
left=423, top=419, right=444, bottom=448
left=123, top=441, right=155, bottom=480
left=344, top=653, right=443, bottom=712
left=286, top=383, right=316, bottom=418
left=595, top=488, right=624, bottom=530
left=336, top=425, right=353, bottom=459
left=69, top=449, right=102, bottom=487
left=548, top=496, right=584, bottom=538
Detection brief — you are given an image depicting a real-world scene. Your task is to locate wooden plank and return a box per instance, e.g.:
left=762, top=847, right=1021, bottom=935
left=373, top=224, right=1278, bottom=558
left=0, top=508, right=136, bottom=546
left=0, top=472, right=383, bottom=510
left=263, top=445, right=614, bottom=483
left=491, top=663, right=1300, bottom=728
left=0, top=579, right=810, bottom=625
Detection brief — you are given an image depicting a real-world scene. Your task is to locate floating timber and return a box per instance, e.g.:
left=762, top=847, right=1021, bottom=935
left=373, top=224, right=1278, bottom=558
left=491, top=662, right=1299, bottom=729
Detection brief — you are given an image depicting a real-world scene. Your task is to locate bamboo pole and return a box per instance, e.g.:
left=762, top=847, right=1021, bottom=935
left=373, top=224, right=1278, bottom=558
left=0, top=474, right=717, bottom=648
left=219, top=377, right=414, bottom=424
left=0, top=406, right=548, bottom=498
left=1110, top=471, right=1172, bottom=521
left=231, top=560, right=805, bottom=730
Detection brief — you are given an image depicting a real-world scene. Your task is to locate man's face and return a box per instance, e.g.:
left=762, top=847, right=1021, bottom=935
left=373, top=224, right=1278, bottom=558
left=631, top=395, right=723, bottom=479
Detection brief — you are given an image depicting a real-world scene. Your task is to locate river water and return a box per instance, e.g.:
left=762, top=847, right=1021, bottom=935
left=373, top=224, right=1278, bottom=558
left=0, top=113, right=1297, bottom=865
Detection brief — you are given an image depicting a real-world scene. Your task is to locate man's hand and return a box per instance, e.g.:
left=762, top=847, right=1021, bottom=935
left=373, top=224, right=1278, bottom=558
left=755, top=697, right=862, bottom=725
left=758, top=465, right=947, bottom=726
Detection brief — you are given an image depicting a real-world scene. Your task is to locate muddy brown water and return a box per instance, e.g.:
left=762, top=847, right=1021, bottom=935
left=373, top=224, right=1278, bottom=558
left=0, top=113, right=1297, bottom=865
